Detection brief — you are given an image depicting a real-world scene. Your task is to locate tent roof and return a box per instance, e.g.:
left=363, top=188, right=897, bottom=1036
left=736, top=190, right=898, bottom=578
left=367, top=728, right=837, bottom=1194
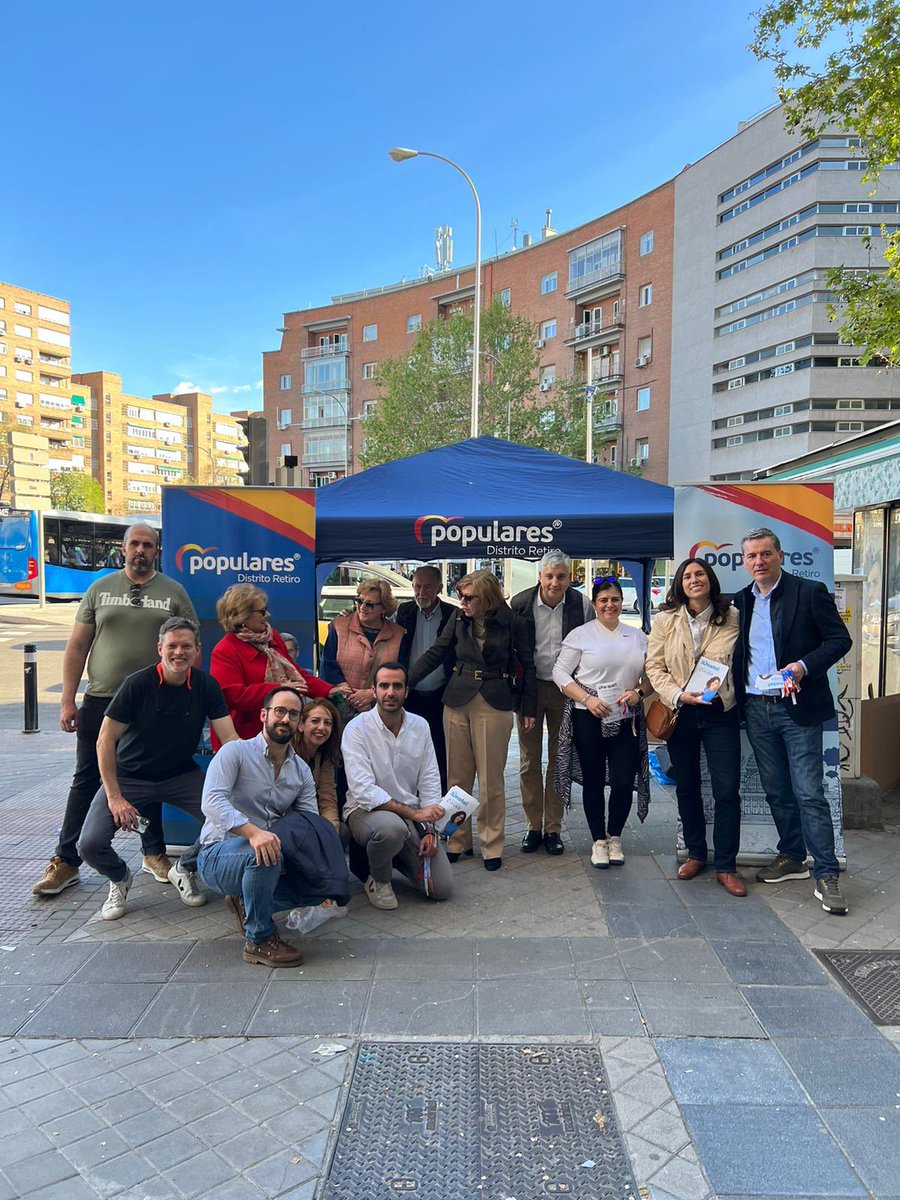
left=316, top=437, right=673, bottom=561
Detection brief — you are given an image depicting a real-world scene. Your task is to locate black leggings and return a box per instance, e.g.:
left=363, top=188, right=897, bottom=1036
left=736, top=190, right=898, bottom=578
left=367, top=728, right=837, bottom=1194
left=572, top=711, right=640, bottom=840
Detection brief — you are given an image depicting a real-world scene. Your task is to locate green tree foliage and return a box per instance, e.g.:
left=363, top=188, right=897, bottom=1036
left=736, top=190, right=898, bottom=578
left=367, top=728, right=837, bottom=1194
left=50, top=471, right=105, bottom=513
left=360, top=300, right=587, bottom=466
left=750, top=1, right=900, bottom=363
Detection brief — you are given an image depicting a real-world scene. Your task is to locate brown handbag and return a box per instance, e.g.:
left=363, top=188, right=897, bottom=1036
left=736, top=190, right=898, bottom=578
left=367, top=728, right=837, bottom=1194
left=645, top=698, right=678, bottom=741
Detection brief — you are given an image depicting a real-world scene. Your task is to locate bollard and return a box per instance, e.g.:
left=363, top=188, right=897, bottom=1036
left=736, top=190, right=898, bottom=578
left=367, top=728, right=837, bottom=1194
left=23, top=643, right=40, bottom=734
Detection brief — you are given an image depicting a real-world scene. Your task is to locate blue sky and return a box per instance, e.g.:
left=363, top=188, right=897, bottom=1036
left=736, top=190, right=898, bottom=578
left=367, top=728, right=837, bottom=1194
left=5, top=1, right=782, bottom=413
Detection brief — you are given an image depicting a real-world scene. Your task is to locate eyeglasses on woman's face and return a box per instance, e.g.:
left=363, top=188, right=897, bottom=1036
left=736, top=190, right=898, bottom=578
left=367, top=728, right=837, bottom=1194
left=458, top=592, right=477, bottom=604
left=355, top=597, right=383, bottom=611
left=249, top=606, right=269, bottom=616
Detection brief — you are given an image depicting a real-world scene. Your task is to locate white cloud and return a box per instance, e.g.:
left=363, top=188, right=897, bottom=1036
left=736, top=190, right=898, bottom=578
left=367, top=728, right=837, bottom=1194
left=254, top=379, right=263, bottom=390
left=171, top=380, right=199, bottom=395
left=231, top=384, right=253, bottom=394
left=208, top=386, right=231, bottom=395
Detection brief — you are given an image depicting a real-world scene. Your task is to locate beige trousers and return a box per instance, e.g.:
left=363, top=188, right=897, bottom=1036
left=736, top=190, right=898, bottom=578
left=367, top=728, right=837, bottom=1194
left=517, top=678, right=565, bottom=835
left=443, top=691, right=514, bottom=860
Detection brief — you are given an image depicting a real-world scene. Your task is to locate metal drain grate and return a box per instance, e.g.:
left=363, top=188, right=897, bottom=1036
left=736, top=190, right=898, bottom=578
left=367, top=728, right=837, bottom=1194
left=814, top=949, right=900, bottom=1025
left=322, top=1042, right=638, bottom=1200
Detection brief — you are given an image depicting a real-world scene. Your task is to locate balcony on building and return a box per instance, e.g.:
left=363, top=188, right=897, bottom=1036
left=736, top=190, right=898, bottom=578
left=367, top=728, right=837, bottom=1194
left=302, top=431, right=347, bottom=467
left=299, top=317, right=350, bottom=361
left=565, top=229, right=625, bottom=302
left=593, top=402, right=623, bottom=434
left=566, top=316, right=624, bottom=350
left=300, top=392, right=350, bottom=429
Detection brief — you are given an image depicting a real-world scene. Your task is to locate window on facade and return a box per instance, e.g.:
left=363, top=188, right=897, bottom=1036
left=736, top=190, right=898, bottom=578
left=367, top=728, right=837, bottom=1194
left=635, top=438, right=649, bottom=460
left=837, top=398, right=864, bottom=409
left=726, top=434, right=744, bottom=446
left=568, top=230, right=623, bottom=288
left=726, top=415, right=744, bottom=427
left=637, top=335, right=652, bottom=361
left=278, top=408, right=292, bottom=429
left=498, top=287, right=511, bottom=307
left=540, top=272, right=558, bottom=294
left=363, top=400, right=377, bottom=416
left=540, top=365, right=556, bottom=388
left=362, top=362, right=376, bottom=380
left=608, top=443, right=618, bottom=469
left=14, top=302, right=31, bottom=315
left=774, top=403, right=794, bottom=416
left=279, top=374, right=291, bottom=390
left=362, top=324, right=378, bottom=342
left=774, top=425, right=792, bottom=437
left=407, top=314, right=422, bottom=333
left=837, top=421, right=864, bottom=432
left=612, top=299, right=620, bottom=322
left=639, top=284, right=653, bottom=307
left=540, top=319, right=557, bottom=340
left=280, top=443, right=291, bottom=457
left=639, top=231, right=654, bottom=255
left=636, top=386, right=650, bottom=411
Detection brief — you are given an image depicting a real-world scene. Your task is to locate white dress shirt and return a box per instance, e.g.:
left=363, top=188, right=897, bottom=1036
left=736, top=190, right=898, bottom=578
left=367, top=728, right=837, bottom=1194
left=341, top=707, right=442, bottom=819
left=532, top=589, right=593, bottom=680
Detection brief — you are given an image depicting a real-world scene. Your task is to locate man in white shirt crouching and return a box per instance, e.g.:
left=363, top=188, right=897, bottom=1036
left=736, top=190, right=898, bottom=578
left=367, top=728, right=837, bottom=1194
left=342, top=662, right=453, bottom=911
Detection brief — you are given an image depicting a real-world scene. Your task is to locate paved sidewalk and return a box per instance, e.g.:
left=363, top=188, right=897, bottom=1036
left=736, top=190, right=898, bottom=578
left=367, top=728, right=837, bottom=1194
left=0, top=712, right=898, bottom=1198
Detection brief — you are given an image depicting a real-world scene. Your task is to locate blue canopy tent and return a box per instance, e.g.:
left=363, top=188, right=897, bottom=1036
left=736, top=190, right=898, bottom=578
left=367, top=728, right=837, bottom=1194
left=315, top=438, right=674, bottom=625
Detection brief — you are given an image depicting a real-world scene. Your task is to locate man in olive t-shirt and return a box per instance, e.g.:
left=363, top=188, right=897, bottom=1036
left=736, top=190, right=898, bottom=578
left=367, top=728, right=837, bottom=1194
left=32, top=523, right=198, bottom=897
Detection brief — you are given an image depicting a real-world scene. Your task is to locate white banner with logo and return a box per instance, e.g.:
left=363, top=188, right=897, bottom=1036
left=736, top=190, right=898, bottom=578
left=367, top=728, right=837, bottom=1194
left=672, top=483, right=844, bottom=865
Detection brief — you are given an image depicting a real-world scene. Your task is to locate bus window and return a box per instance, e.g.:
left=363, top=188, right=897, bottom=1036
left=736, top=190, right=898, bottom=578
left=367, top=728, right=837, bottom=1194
left=95, top=534, right=124, bottom=570
left=59, top=521, right=93, bottom=572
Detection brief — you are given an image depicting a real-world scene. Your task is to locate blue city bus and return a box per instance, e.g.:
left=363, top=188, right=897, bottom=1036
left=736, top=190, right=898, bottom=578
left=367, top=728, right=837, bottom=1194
left=0, top=509, right=160, bottom=600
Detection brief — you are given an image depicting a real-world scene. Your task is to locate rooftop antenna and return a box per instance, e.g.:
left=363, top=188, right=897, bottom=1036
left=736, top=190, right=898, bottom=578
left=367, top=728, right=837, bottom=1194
left=435, top=225, right=453, bottom=271
left=511, top=217, right=519, bottom=249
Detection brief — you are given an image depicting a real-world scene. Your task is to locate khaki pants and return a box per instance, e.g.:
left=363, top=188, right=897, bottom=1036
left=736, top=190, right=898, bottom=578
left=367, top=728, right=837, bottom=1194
left=517, top=678, right=565, bottom=835
left=444, top=692, right=514, bottom=860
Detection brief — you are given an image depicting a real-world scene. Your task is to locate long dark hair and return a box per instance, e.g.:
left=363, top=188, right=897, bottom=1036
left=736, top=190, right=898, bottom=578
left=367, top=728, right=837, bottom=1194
left=294, top=698, right=344, bottom=766
left=661, top=558, right=732, bottom=626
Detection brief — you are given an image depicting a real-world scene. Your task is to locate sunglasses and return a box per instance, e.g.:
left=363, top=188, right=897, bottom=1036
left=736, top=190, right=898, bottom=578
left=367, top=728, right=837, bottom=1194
left=355, top=598, right=383, bottom=610
left=129, top=583, right=143, bottom=608
left=458, top=592, right=477, bottom=604
left=593, top=576, right=618, bottom=587
left=250, top=607, right=269, bottom=616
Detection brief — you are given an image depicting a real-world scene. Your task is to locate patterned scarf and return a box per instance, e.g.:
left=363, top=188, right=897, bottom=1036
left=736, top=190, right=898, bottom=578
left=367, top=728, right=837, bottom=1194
left=234, top=623, right=304, bottom=685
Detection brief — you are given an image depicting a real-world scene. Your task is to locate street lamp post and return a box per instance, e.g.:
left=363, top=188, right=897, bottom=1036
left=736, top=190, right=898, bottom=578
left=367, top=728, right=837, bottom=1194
left=584, top=384, right=597, bottom=589
left=389, top=147, right=482, bottom=438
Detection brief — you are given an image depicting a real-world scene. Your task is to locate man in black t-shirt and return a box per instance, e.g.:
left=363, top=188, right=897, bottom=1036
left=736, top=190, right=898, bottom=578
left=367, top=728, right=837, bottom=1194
left=78, top=617, right=238, bottom=922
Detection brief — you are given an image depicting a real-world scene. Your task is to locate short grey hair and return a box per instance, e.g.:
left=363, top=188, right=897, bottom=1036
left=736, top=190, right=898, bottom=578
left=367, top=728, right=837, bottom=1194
left=413, top=564, right=442, bottom=586
left=539, top=550, right=571, bottom=571
left=741, top=527, right=782, bottom=551
left=158, top=616, right=199, bottom=643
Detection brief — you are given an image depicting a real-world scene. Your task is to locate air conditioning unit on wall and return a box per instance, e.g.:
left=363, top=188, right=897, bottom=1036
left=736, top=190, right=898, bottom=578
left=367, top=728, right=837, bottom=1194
left=634, top=354, right=650, bottom=368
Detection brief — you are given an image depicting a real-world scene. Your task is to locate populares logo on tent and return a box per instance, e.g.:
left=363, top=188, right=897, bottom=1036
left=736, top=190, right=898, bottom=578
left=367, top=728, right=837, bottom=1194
left=174, top=543, right=303, bottom=577
left=414, top=513, right=562, bottom=551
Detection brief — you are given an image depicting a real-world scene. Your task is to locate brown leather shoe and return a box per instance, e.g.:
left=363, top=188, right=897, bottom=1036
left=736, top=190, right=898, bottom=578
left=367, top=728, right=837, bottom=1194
left=677, top=858, right=706, bottom=880
left=225, top=894, right=247, bottom=935
left=716, top=872, right=748, bottom=897
left=243, top=933, right=303, bottom=967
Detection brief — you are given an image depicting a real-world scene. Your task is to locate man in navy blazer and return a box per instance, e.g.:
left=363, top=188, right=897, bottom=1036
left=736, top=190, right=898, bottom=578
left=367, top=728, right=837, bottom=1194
left=733, top=527, right=852, bottom=915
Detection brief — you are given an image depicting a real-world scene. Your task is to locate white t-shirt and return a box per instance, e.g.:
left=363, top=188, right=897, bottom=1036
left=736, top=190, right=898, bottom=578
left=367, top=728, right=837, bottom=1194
left=552, top=621, right=648, bottom=710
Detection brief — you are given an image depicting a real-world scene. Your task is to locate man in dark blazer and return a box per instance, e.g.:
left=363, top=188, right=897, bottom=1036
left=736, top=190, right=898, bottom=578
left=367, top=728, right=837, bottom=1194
left=397, top=565, right=456, bottom=791
left=510, top=551, right=594, bottom=855
left=733, top=527, right=852, bottom=915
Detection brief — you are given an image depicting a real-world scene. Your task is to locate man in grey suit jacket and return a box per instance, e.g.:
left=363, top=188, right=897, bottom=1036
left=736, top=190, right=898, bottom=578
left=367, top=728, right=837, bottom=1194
left=510, top=551, right=593, bottom=855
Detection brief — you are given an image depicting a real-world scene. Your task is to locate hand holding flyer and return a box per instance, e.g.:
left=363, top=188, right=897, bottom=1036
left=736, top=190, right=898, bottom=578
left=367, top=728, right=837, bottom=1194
left=436, top=786, right=479, bottom=839
left=683, top=657, right=729, bottom=704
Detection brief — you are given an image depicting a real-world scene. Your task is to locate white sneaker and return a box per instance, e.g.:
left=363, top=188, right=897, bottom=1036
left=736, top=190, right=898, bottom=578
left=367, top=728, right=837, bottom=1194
left=167, top=860, right=207, bottom=907
left=591, top=839, right=610, bottom=869
left=101, top=870, right=133, bottom=921
left=364, top=876, right=398, bottom=910
left=607, top=836, right=625, bottom=866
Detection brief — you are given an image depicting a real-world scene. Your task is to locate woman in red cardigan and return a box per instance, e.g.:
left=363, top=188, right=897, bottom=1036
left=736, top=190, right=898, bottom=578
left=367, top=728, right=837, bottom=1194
left=209, top=583, right=334, bottom=747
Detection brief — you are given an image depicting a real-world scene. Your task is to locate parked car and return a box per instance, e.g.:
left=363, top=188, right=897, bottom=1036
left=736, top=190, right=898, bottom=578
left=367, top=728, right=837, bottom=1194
left=316, top=562, right=415, bottom=647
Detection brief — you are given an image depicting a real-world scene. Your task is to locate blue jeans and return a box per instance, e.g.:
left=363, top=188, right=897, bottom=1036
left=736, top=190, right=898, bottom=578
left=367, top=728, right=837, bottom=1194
left=743, top=696, right=838, bottom=879
left=198, top=837, right=310, bottom=944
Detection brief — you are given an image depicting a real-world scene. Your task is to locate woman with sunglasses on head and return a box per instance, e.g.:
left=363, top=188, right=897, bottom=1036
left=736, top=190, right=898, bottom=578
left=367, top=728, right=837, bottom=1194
left=553, top=577, right=651, bottom=869
left=319, top=579, right=406, bottom=716
left=209, top=583, right=332, bottom=749
left=409, top=570, right=536, bottom=871
left=645, top=559, right=745, bottom=896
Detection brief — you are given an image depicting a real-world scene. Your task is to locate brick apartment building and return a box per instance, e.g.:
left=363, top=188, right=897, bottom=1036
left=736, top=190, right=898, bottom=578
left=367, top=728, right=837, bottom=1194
left=264, top=104, right=900, bottom=488
left=263, top=183, right=674, bottom=486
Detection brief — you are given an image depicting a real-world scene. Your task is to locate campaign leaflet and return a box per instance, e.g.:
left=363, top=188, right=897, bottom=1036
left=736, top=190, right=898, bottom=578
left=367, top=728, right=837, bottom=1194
left=683, top=657, right=730, bottom=702
left=436, top=786, right=479, bottom=839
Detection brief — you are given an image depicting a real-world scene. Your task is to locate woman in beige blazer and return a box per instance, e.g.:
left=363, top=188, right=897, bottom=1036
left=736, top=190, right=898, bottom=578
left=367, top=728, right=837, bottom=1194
left=645, top=559, right=745, bottom=897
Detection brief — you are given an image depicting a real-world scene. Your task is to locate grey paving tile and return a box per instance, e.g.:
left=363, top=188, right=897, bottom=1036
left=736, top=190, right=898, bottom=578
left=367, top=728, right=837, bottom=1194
left=363, top=979, right=475, bottom=1036
left=476, top=977, right=589, bottom=1036
left=43, top=1106, right=105, bottom=1146
left=90, top=1088, right=154, bottom=1126
left=374, top=937, right=474, bottom=980
left=0, top=1128, right=55, bottom=1169
left=711, top=939, right=831, bottom=985
left=775, top=1036, right=900, bottom=1106
left=164, top=1148, right=237, bottom=1198
left=245, top=981, right=370, bottom=1036
left=605, top=904, right=701, bottom=940
left=2, top=1065, right=59, bottom=1105
left=115, top=1106, right=181, bottom=1148
left=24, top=1178, right=101, bottom=1200
left=616, top=937, right=731, bottom=984
left=819, top=1108, right=900, bottom=1196
left=3, top=1149, right=77, bottom=1196
left=590, top=875, right=682, bottom=905
left=0, top=1172, right=16, bottom=1200
left=234, top=1084, right=297, bottom=1123
left=69, top=940, right=191, bottom=982
left=286, top=938, right=381, bottom=980
left=218, top=1126, right=287, bottom=1170
left=656, top=1037, right=808, bottom=1105
left=131, top=982, right=266, bottom=1037
left=580, top=980, right=647, bottom=1036
left=569, top=936, right=625, bottom=980
left=245, top=1150, right=318, bottom=1196
left=634, top=982, right=763, bottom=1038
left=195, top=1179, right=267, bottom=1200
left=80, top=1150, right=156, bottom=1195
left=62, top=1127, right=130, bottom=1171
left=138, top=1126, right=207, bottom=1170
left=742, top=985, right=880, bottom=1038
left=259, top=1101, right=330, bottom=1146
left=474, top=936, right=575, bottom=979
left=70, top=1069, right=133, bottom=1105
left=171, top=940, right=272, bottom=980
left=689, top=902, right=796, bottom=942
left=0, top=944, right=97, bottom=984
left=0, top=985, right=57, bottom=1035
left=17, top=983, right=161, bottom=1037
left=23, top=1085, right=83, bottom=1126
left=680, top=1103, right=866, bottom=1196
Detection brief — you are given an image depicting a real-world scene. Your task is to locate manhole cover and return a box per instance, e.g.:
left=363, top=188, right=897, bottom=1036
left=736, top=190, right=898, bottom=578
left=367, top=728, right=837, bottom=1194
left=322, top=1042, right=638, bottom=1200
left=814, top=949, right=900, bottom=1025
